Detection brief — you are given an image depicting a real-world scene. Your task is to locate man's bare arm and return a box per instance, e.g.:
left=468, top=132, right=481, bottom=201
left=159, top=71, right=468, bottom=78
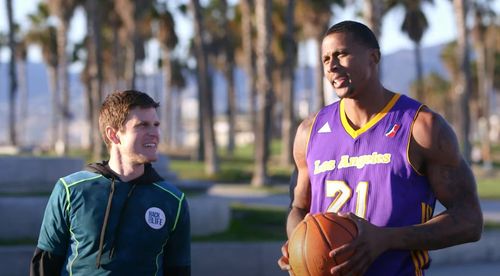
left=286, top=116, right=314, bottom=238
left=387, top=108, right=483, bottom=250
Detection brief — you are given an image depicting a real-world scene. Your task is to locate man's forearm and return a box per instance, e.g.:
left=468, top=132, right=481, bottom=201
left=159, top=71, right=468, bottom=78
left=385, top=207, right=482, bottom=251
left=287, top=207, right=308, bottom=238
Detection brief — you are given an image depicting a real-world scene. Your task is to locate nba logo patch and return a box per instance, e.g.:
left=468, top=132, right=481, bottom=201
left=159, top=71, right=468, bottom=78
left=385, top=123, right=400, bottom=138
left=145, top=207, right=166, bottom=229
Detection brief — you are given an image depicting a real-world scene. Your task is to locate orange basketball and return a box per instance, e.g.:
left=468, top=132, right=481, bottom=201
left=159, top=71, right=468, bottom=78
left=288, top=213, right=358, bottom=276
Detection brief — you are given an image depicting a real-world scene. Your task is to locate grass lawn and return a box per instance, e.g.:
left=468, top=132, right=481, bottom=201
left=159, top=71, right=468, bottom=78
left=477, top=178, right=500, bottom=199
left=169, top=140, right=293, bottom=183
left=193, top=204, right=288, bottom=242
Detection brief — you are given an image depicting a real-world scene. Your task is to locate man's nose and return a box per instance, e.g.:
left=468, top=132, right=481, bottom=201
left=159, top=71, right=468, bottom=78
left=328, top=58, right=339, bottom=72
left=149, top=126, right=160, bottom=136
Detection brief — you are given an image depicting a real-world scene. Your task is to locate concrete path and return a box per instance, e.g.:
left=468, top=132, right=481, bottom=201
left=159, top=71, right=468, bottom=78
left=208, top=184, right=500, bottom=223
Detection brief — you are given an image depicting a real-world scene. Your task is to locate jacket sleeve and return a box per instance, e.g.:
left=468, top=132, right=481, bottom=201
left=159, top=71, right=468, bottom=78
left=30, top=247, right=65, bottom=276
left=163, top=196, right=191, bottom=276
left=31, top=180, right=71, bottom=275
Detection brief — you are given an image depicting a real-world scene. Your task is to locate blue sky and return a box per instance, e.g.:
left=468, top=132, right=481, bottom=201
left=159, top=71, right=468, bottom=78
left=1, top=0, right=499, bottom=66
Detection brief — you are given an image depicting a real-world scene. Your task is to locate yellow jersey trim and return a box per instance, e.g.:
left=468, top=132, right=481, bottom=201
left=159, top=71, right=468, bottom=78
left=340, top=93, right=401, bottom=139
left=407, top=105, right=426, bottom=176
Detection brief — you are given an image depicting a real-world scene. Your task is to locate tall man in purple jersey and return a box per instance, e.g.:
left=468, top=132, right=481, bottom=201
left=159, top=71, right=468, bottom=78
left=278, top=21, right=483, bottom=275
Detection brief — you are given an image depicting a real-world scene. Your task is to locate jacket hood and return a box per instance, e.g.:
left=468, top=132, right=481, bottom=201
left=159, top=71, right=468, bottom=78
left=85, top=161, right=164, bottom=185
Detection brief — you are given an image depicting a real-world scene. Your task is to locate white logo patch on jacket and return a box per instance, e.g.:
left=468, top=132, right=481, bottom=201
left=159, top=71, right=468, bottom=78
left=145, top=207, right=166, bottom=229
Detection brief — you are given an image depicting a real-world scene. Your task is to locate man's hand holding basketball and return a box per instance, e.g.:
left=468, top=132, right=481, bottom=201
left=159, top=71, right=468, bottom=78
left=329, top=212, right=388, bottom=276
left=278, top=241, right=295, bottom=276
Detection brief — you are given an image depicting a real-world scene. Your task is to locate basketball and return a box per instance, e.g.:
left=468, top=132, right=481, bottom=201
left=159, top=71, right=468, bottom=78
left=288, top=213, right=358, bottom=276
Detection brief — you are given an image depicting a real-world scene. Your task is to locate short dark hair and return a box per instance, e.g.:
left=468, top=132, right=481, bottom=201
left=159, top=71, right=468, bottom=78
left=99, top=90, right=159, bottom=149
left=324, top=20, right=380, bottom=50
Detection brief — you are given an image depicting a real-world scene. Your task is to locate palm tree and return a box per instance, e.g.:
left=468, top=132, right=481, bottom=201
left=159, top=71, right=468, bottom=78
left=239, top=0, right=257, bottom=134
left=440, top=41, right=460, bottom=125
left=471, top=1, right=496, bottom=170
left=452, top=0, right=473, bottom=163
left=26, top=3, right=59, bottom=149
left=387, top=0, right=432, bottom=101
left=252, top=0, right=273, bottom=187
left=155, top=3, right=178, bottom=149
left=363, top=0, right=384, bottom=39
left=114, top=0, right=154, bottom=89
left=84, top=0, right=106, bottom=160
left=190, top=0, right=220, bottom=175
left=219, top=0, right=237, bottom=155
left=362, top=0, right=386, bottom=76
left=169, top=60, right=187, bottom=148
left=295, top=0, right=344, bottom=112
left=412, top=72, right=451, bottom=118
left=203, top=0, right=238, bottom=155
left=6, top=0, right=18, bottom=146
left=47, top=0, right=80, bottom=155
left=16, top=36, right=29, bottom=146
left=281, top=0, right=297, bottom=165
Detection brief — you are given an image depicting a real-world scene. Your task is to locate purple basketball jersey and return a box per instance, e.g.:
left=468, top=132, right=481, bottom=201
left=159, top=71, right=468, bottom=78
left=306, top=94, right=436, bottom=275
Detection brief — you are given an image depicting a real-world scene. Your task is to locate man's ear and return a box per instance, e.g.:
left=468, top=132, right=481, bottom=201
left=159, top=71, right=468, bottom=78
left=106, top=126, right=120, bottom=145
left=371, top=49, right=381, bottom=65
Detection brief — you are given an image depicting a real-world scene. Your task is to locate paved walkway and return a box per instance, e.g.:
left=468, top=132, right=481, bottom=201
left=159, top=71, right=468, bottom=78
left=208, top=184, right=500, bottom=223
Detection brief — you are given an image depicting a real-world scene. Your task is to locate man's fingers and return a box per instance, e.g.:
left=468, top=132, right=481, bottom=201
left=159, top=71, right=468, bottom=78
left=277, top=256, right=291, bottom=271
left=281, top=241, right=289, bottom=258
left=329, top=242, right=354, bottom=259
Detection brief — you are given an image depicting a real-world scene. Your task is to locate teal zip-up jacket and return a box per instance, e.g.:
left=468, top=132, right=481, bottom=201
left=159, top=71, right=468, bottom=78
left=31, top=162, right=190, bottom=276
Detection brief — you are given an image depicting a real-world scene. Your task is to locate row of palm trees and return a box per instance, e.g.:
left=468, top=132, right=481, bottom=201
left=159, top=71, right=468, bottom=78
left=1, top=0, right=498, bottom=185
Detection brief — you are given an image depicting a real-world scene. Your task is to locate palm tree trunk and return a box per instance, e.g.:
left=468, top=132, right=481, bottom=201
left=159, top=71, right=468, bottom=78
left=18, top=57, right=28, bottom=146
left=453, top=0, right=472, bottom=163
left=315, top=36, right=325, bottom=111
left=240, top=0, right=257, bottom=134
left=281, top=0, right=296, bottom=166
left=190, top=0, right=219, bottom=175
left=414, top=42, right=424, bottom=101
left=86, top=0, right=105, bottom=159
left=47, top=65, right=59, bottom=149
left=173, top=89, right=182, bottom=147
left=161, top=45, right=174, bottom=148
left=473, top=15, right=492, bottom=170
left=221, top=0, right=236, bottom=155
left=6, top=0, right=18, bottom=146
left=112, top=19, right=121, bottom=91
left=252, top=0, right=273, bottom=187
left=482, top=25, right=496, bottom=170
left=224, top=62, right=236, bottom=155
left=363, top=0, right=383, bottom=39
left=84, top=80, right=94, bottom=151
left=363, top=0, right=384, bottom=78
left=56, top=21, right=69, bottom=155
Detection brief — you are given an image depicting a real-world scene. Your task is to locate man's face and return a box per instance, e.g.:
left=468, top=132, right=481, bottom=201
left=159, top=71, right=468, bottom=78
left=116, top=107, right=160, bottom=164
left=321, top=32, right=378, bottom=99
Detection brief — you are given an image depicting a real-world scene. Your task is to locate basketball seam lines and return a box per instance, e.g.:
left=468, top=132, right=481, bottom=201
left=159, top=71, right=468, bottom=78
left=311, top=214, right=336, bottom=274
left=301, top=221, right=312, bottom=276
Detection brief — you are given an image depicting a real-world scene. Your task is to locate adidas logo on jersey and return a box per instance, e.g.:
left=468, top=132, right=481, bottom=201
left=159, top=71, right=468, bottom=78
left=318, top=122, right=331, bottom=133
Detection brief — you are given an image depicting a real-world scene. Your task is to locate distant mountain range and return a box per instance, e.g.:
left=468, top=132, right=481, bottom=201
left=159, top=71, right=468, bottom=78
left=0, top=43, right=450, bottom=146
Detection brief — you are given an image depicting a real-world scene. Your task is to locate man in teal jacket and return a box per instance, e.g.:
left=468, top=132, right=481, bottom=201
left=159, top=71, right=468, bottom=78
left=31, top=90, right=191, bottom=276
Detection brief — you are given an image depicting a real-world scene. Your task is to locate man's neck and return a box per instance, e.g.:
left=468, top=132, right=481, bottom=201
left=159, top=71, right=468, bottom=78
left=107, top=153, right=145, bottom=182
left=342, top=86, right=393, bottom=130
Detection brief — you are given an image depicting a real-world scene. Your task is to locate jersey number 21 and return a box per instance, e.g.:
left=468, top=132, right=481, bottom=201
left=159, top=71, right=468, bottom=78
left=326, top=180, right=369, bottom=218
